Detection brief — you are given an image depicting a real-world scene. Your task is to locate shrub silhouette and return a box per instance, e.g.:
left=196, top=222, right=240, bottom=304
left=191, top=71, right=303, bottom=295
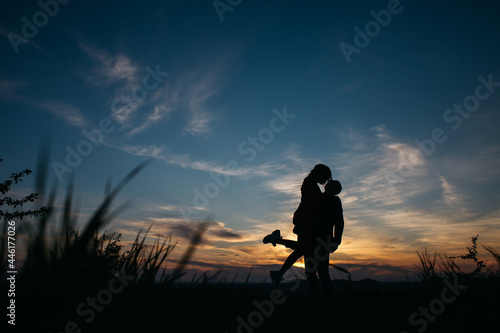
left=0, top=158, right=50, bottom=221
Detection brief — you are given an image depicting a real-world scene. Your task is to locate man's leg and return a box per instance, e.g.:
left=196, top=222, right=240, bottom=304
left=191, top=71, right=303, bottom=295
left=305, top=255, right=320, bottom=298
left=317, top=249, right=332, bottom=300
left=304, top=238, right=320, bottom=299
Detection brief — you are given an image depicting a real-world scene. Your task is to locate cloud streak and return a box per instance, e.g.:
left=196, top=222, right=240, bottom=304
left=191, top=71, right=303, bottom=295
left=38, top=101, right=87, bottom=128
left=0, top=80, right=88, bottom=129
left=115, top=143, right=282, bottom=180
left=148, top=217, right=246, bottom=245
left=79, top=42, right=173, bottom=136
left=80, top=43, right=139, bottom=87
left=79, top=40, right=237, bottom=138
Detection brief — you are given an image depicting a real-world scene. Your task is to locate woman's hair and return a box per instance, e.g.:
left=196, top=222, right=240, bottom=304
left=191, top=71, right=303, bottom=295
left=308, top=164, right=332, bottom=182
left=325, top=180, right=342, bottom=195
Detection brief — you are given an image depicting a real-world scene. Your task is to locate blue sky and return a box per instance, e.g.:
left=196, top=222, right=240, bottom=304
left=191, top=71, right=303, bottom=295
left=1, top=0, right=500, bottom=281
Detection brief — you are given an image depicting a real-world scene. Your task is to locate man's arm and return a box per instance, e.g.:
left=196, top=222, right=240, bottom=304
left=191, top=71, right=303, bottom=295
left=332, top=197, right=344, bottom=245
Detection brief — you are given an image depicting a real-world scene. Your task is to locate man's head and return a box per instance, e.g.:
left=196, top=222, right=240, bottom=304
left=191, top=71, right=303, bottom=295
left=325, top=180, right=341, bottom=195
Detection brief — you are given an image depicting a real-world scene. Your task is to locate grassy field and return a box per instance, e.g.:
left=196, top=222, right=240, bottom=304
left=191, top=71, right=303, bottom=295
left=2, top=161, right=499, bottom=333
left=4, top=269, right=499, bottom=332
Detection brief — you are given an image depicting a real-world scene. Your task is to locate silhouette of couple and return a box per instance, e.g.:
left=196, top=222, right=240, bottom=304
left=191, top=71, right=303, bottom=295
left=263, top=164, right=344, bottom=298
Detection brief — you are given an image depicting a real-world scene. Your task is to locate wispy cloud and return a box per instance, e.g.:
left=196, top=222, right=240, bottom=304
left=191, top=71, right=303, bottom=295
left=336, top=126, right=368, bottom=150
left=309, top=123, right=500, bottom=262
left=330, top=124, right=432, bottom=207
left=0, top=80, right=87, bottom=129
left=163, top=42, right=240, bottom=137
left=183, top=74, right=220, bottom=136
left=0, top=80, right=30, bottom=100
left=80, top=43, right=139, bottom=87
left=439, top=175, right=462, bottom=206
left=79, top=42, right=173, bottom=135
left=79, top=40, right=232, bottom=137
left=0, top=25, right=44, bottom=55
left=126, top=104, right=172, bottom=136
left=38, top=100, right=87, bottom=128
left=115, top=143, right=280, bottom=179
left=76, top=35, right=245, bottom=144
left=123, top=217, right=246, bottom=246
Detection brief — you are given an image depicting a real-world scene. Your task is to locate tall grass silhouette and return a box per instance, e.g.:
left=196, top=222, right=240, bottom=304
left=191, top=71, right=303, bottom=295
left=414, top=235, right=494, bottom=287
left=0, top=155, right=212, bottom=332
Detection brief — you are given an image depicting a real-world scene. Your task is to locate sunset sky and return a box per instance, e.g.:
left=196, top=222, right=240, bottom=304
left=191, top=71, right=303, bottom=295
left=1, top=0, right=500, bottom=282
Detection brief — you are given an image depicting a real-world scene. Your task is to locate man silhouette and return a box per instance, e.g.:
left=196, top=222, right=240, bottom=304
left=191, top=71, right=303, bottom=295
left=305, top=180, right=344, bottom=299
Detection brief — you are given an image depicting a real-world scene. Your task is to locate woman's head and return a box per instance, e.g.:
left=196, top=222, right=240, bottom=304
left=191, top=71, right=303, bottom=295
left=325, top=180, right=342, bottom=195
left=309, top=164, right=332, bottom=184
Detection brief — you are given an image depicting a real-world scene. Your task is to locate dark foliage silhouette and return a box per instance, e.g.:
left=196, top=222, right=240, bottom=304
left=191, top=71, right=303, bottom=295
left=0, top=158, right=50, bottom=221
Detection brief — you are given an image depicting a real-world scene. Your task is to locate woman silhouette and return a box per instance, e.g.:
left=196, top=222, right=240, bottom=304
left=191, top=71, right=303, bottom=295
left=263, top=164, right=332, bottom=287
